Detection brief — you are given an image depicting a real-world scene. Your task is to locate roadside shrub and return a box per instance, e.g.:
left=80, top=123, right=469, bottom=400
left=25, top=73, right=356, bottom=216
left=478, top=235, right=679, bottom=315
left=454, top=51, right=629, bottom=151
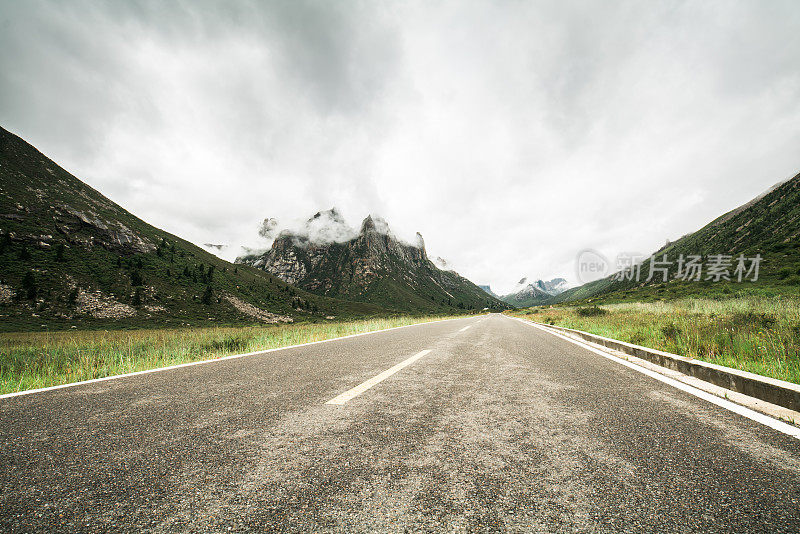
left=731, top=311, right=777, bottom=330
left=627, top=331, right=646, bottom=345
left=204, top=334, right=251, bottom=353
left=661, top=323, right=681, bottom=339
left=576, top=306, right=607, bottom=317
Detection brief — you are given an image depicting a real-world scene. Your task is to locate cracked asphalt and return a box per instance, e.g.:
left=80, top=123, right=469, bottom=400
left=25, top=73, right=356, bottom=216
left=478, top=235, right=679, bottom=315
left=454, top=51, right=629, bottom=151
left=1, top=314, right=799, bottom=532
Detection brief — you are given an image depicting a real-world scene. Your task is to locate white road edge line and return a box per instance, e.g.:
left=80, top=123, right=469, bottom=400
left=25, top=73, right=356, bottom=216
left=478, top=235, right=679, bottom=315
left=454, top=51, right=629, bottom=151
left=508, top=315, right=800, bottom=440
left=459, top=325, right=471, bottom=332
left=0, top=317, right=479, bottom=400
left=326, top=350, right=432, bottom=405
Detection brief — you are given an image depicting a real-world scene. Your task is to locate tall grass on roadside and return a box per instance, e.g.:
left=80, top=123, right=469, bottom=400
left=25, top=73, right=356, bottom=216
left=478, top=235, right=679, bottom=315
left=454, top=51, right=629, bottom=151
left=509, top=296, right=800, bottom=385
left=0, top=316, right=456, bottom=395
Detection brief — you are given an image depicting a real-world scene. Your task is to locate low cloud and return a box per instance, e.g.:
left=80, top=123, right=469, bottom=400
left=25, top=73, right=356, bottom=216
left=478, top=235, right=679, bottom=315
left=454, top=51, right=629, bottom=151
left=300, top=208, right=359, bottom=246
left=257, top=218, right=280, bottom=240
left=240, top=208, right=427, bottom=261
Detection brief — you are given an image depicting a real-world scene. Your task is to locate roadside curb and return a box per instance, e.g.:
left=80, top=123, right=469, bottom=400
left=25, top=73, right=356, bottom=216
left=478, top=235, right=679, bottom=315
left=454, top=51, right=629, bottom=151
left=527, top=319, right=800, bottom=412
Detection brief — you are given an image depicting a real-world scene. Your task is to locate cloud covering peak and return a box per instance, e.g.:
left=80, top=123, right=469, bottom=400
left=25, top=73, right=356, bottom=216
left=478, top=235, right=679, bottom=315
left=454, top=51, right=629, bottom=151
left=301, top=208, right=358, bottom=245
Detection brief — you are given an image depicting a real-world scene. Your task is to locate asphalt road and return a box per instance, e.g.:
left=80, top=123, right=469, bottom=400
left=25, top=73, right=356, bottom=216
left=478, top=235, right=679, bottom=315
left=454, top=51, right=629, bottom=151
left=2, top=314, right=799, bottom=532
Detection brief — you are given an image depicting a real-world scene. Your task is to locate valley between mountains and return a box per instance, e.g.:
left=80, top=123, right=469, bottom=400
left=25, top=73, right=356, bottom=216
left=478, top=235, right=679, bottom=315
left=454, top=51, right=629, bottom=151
left=0, top=126, right=506, bottom=334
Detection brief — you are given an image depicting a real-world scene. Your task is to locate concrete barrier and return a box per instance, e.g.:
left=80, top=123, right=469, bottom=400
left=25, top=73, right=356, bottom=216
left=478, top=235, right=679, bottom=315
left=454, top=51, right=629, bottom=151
left=533, top=321, right=800, bottom=412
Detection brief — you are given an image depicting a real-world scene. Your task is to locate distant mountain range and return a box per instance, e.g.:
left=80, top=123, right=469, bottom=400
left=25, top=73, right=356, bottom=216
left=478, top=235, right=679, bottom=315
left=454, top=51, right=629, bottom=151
left=478, top=285, right=497, bottom=297
left=554, top=172, right=800, bottom=304
left=236, top=209, right=507, bottom=313
left=500, top=277, right=570, bottom=307
left=0, top=127, right=389, bottom=331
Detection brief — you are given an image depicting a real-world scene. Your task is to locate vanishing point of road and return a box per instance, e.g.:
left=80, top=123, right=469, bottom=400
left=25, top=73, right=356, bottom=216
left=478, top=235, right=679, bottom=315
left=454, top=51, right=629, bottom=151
left=2, top=314, right=799, bottom=532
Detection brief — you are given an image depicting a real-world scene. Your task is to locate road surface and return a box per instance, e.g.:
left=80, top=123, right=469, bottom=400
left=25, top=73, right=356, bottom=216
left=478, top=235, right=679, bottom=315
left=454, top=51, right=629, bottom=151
left=1, top=314, right=799, bottom=532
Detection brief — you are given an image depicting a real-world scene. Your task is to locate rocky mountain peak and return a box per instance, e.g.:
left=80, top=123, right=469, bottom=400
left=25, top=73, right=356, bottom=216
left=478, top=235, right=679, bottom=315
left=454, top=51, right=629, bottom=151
left=359, top=214, right=394, bottom=236
left=360, top=215, right=377, bottom=234
left=309, top=207, right=344, bottom=224
left=415, top=232, right=425, bottom=253
left=235, top=210, right=505, bottom=312
left=292, top=207, right=357, bottom=246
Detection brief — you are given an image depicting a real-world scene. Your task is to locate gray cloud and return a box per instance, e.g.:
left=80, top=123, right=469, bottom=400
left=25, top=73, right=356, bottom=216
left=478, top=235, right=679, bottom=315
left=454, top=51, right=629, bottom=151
left=1, top=0, right=799, bottom=294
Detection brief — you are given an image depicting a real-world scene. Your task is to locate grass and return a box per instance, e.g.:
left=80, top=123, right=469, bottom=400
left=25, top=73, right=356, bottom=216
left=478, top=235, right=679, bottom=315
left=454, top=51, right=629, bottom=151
left=0, top=315, right=460, bottom=395
left=508, top=296, right=800, bottom=385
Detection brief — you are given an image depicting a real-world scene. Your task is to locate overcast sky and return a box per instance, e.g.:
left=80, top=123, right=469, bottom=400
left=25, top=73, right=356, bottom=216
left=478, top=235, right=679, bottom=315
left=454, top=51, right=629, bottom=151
left=2, top=1, right=799, bottom=294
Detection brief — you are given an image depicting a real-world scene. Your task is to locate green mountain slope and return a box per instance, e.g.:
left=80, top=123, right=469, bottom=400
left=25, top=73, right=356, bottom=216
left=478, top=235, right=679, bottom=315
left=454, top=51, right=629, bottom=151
left=555, top=172, right=800, bottom=304
left=0, top=126, right=386, bottom=331
left=237, top=210, right=508, bottom=313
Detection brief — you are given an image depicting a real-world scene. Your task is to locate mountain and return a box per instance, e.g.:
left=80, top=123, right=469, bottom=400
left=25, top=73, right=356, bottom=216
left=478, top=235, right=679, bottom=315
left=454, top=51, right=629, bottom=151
left=534, top=277, right=569, bottom=295
left=478, top=285, right=497, bottom=297
left=0, top=126, right=386, bottom=331
left=236, top=210, right=508, bottom=313
left=432, top=257, right=448, bottom=269
left=554, top=172, right=800, bottom=304
left=501, top=277, right=570, bottom=307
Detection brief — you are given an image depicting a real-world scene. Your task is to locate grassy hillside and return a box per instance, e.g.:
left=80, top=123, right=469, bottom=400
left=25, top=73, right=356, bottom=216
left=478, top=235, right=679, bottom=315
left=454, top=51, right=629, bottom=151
left=0, top=126, right=389, bottom=332
left=555, top=172, right=800, bottom=305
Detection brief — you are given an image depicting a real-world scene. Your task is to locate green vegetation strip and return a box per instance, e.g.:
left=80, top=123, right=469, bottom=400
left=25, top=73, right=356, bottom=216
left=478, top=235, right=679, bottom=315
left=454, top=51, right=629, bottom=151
left=509, top=296, right=800, bottom=385
left=0, top=316, right=458, bottom=395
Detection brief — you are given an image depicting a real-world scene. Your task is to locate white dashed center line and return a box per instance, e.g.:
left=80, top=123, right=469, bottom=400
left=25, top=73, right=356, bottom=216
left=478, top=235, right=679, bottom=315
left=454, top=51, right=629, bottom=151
left=459, top=325, right=471, bottom=332
left=325, top=350, right=432, bottom=405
